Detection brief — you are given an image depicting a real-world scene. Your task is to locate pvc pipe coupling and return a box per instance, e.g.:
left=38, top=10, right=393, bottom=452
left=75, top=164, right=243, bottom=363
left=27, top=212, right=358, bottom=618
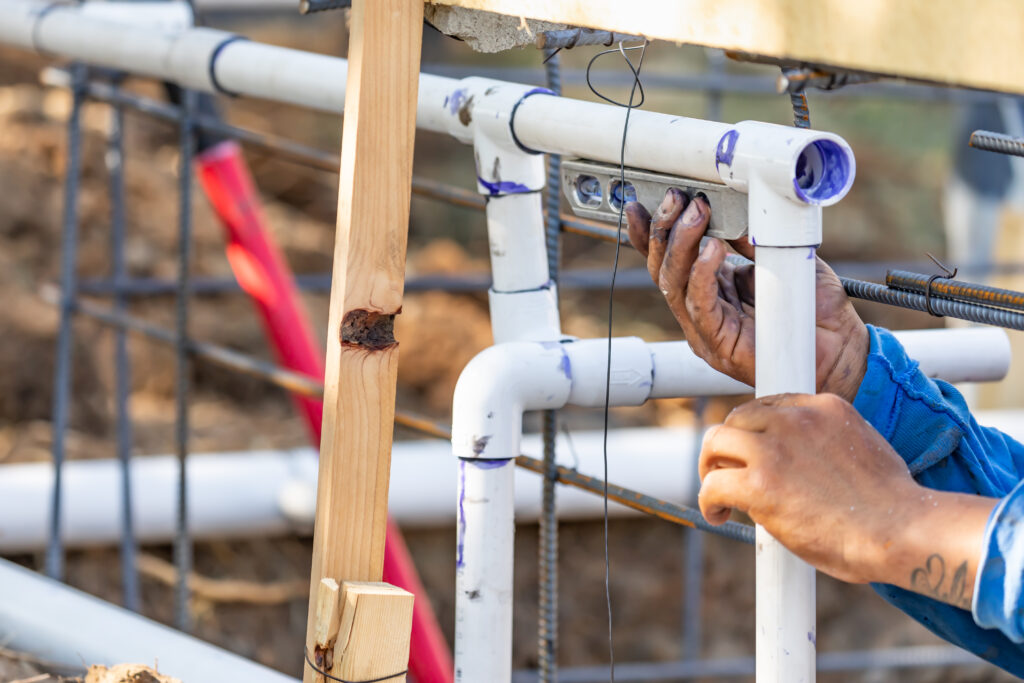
left=715, top=121, right=856, bottom=246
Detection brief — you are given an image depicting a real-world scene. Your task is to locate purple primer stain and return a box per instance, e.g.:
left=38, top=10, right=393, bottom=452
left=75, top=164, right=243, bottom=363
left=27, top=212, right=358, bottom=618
left=558, top=350, right=572, bottom=380
left=447, top=88, right=468, bottom=116
left=456, top=460, right=467, bottom=568
left=807, top=631, right=816, bottom=646
left=715, top=129, right=740, bottom=167
left=792, top=140, right=853, bottom=205
left=471, top=458, right=509, bottom=470
left=750, top=236, right=757, bottom=246
left=807, top=246, right=816, bottom=259
left=472, top=435, right=491, bottom=456
left=476, top=176, right=533, bottom=196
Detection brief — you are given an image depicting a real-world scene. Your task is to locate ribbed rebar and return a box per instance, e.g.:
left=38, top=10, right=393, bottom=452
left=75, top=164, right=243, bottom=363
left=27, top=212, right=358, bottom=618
left=46, top=62, right=86, bottom=582
left=298, top=0, right=350, bottom=14
left=841, top=277, right=1024, bottom=330
left=536, top=28, right=644, bottom=51
left=681, top=398, right=708, bottom=663
left=106, top=82, right=140, bottom=612
left=516, top=456, right=756, bottom=545
left=538, top=48, right=563, bottom=683
left=886, top=269, right=1024, bottom=312
left=969, top=129, right=1024, bottom=158
left=173, top=88, right=197, bottom=633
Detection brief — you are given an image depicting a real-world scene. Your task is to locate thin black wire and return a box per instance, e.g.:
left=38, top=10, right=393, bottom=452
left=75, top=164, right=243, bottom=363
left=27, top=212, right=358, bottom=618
left=587, top=40, right=648, bottom=683
left=303, top=647, right=407, bottom=683
left=106, top=78, right=140, bottom=612
left=46, top=61, right=86, bottom=582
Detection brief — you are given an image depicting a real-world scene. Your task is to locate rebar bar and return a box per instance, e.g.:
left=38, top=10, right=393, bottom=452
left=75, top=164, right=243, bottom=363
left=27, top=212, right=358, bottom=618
left=298, top=0, right=350, bottom=13
left=515, top=456, right=755, bottom=545
left=105, top=82, right=140, bottom=612
left=681, top=398, right=708, bottom=663
left=536, top=28, right=644, bottom=51
left=842, top=277, right=1024, bottom=330
left=46, top=293, right=325, bottom=398
left=969, top=129, right=1024, bottom=158
left=173, top=88, right=197, bottom=633
left=538, top=48, right=562, bottom=683
left=886, top=269, right=1024, bottom=312
left=46, top=62, right=86, bottom=582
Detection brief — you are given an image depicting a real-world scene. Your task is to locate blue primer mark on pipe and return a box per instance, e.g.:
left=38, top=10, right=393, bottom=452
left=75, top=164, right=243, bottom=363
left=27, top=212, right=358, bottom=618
left=792, top=140, right=853, bottom=205
left=456, top=459, right=466, bottom=569
left=558, top=350, right=572, bottom=380
left=716, top=130, right=740, bottom=167
left=471, top=458, right=509, bottom=470
left=448, top=88, right=468, bottom=116
left=477, top=176, right=533, bottom=196
left=807, top=246, right=816, bottom=260
left=472, top=435, right=491, bottom=456
left=808, top=631, right=816, bottom=646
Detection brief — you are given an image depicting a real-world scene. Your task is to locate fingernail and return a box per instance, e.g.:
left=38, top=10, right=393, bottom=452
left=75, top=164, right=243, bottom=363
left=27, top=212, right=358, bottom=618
left=659, top=188, right=682, bottom=213
left=681, top=196, right=703, bottom=224
left=700, top=239, right=719, bottom=261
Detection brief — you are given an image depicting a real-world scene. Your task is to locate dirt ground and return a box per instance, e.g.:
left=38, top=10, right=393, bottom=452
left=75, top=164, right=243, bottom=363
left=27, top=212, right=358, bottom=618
left=0, top=20, right=1017, bottom=683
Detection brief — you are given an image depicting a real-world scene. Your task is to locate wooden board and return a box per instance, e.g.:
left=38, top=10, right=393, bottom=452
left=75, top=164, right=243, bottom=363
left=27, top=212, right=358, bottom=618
left=429, top=0, right=1024, bottom=95
left=303, top=0, right=423, bottom=680
left=332, top=582, right=415, bottom=683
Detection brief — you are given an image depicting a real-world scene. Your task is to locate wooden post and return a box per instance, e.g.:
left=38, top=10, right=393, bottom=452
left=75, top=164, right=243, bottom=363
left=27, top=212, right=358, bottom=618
left=303, top=0, right=423, bottom=680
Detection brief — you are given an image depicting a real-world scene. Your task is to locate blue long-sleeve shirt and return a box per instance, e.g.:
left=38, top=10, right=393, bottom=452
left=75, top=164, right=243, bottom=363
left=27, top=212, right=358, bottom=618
left=853, top=325, right=1024, bottom=673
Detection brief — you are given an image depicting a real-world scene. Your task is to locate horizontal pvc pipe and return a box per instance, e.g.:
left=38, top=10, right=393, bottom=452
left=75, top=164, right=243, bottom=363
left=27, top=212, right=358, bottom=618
left=0, top=429, right=703, bottom=553
left=1, top=0, right=851, bottom=188
left=0, top=557, right=296, bottom=682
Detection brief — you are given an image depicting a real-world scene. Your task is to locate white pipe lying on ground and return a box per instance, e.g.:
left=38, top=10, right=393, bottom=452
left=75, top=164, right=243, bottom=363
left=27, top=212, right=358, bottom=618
left=0, top=429, right=704, bottom=553
left=0, top=558, right=297, bottom=682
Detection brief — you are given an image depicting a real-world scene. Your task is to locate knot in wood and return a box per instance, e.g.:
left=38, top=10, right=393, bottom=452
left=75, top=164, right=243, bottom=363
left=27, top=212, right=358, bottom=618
left=341, top=309, right=397, bottom=350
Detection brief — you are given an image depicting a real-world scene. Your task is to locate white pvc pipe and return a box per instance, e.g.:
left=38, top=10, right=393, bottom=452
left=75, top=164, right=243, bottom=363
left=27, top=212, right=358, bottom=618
left=454, top=458, right=516, bottom=683
left=0, top=429, right=707, bottom=553
left=2, top=0, right=856, bottom=190
left=0, top=558, right=296, bottom=682
left=753, top=245, right=818, bottom=682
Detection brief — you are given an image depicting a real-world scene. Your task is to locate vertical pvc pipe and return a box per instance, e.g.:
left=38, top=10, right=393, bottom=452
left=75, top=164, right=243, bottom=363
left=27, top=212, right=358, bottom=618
left=455, top=458, right=516, bottom=683
left=455, top=143, right=552, bottom=682
left=754, top=245, right=817, bottom=683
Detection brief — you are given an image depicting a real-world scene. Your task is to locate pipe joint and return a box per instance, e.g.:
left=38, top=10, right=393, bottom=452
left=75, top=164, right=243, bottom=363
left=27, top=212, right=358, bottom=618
left=715, top=121, right=855, bottom=246
left=443, top=78, right=551, bottom=195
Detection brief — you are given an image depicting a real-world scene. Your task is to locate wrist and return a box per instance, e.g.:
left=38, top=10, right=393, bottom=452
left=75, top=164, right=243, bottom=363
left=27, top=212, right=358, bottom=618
left=823, top=320, right=869, bottom=403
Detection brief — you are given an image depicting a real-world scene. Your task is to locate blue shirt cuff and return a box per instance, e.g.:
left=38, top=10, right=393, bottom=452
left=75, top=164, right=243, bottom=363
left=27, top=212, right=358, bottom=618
left=974, top=477, right=1024, bottom=642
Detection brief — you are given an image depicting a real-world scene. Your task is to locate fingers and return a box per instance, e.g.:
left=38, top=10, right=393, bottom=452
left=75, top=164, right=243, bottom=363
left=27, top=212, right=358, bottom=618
left=698, top=424, right=766, bottom=480
left=682, top=238, right=730, bottom=340
left=657, top=196, right=710, bottom=308
left=728, top=236, right=756, bottom=260
left=646, top=188, right=688, bottom=285
left=625, top=202, right=652, bottom=256
left=698, top=468, right=751, bottom=525
left=734, top=262, right=755, bottom=307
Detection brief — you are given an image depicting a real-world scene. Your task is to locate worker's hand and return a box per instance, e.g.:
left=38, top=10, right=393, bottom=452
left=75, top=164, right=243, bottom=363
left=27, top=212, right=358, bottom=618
left=625, top=189, right=868, bottom=402
left=698, top=393, right=918, bottom=584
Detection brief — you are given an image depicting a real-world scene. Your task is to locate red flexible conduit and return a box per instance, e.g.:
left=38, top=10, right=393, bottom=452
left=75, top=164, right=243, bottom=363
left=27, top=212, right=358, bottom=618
left=197, top=140, right=454, bottom=683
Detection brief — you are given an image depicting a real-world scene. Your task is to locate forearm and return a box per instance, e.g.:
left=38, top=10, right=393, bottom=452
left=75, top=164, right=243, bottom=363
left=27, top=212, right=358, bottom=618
left=864, top=489, right=997, bottom=610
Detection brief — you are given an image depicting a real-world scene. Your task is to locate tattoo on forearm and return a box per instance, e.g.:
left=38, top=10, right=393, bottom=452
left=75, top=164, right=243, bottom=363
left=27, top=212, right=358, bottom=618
left=910, top=554, right=971, bottom=610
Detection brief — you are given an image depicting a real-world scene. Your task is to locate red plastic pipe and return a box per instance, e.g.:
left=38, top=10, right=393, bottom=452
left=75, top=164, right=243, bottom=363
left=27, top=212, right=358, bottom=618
left=196, top=140, right=453, bottom=683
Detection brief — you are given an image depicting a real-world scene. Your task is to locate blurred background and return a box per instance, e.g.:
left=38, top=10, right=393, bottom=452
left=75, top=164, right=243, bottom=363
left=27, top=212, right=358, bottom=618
left=1, top=7, right=1021, bottom=682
